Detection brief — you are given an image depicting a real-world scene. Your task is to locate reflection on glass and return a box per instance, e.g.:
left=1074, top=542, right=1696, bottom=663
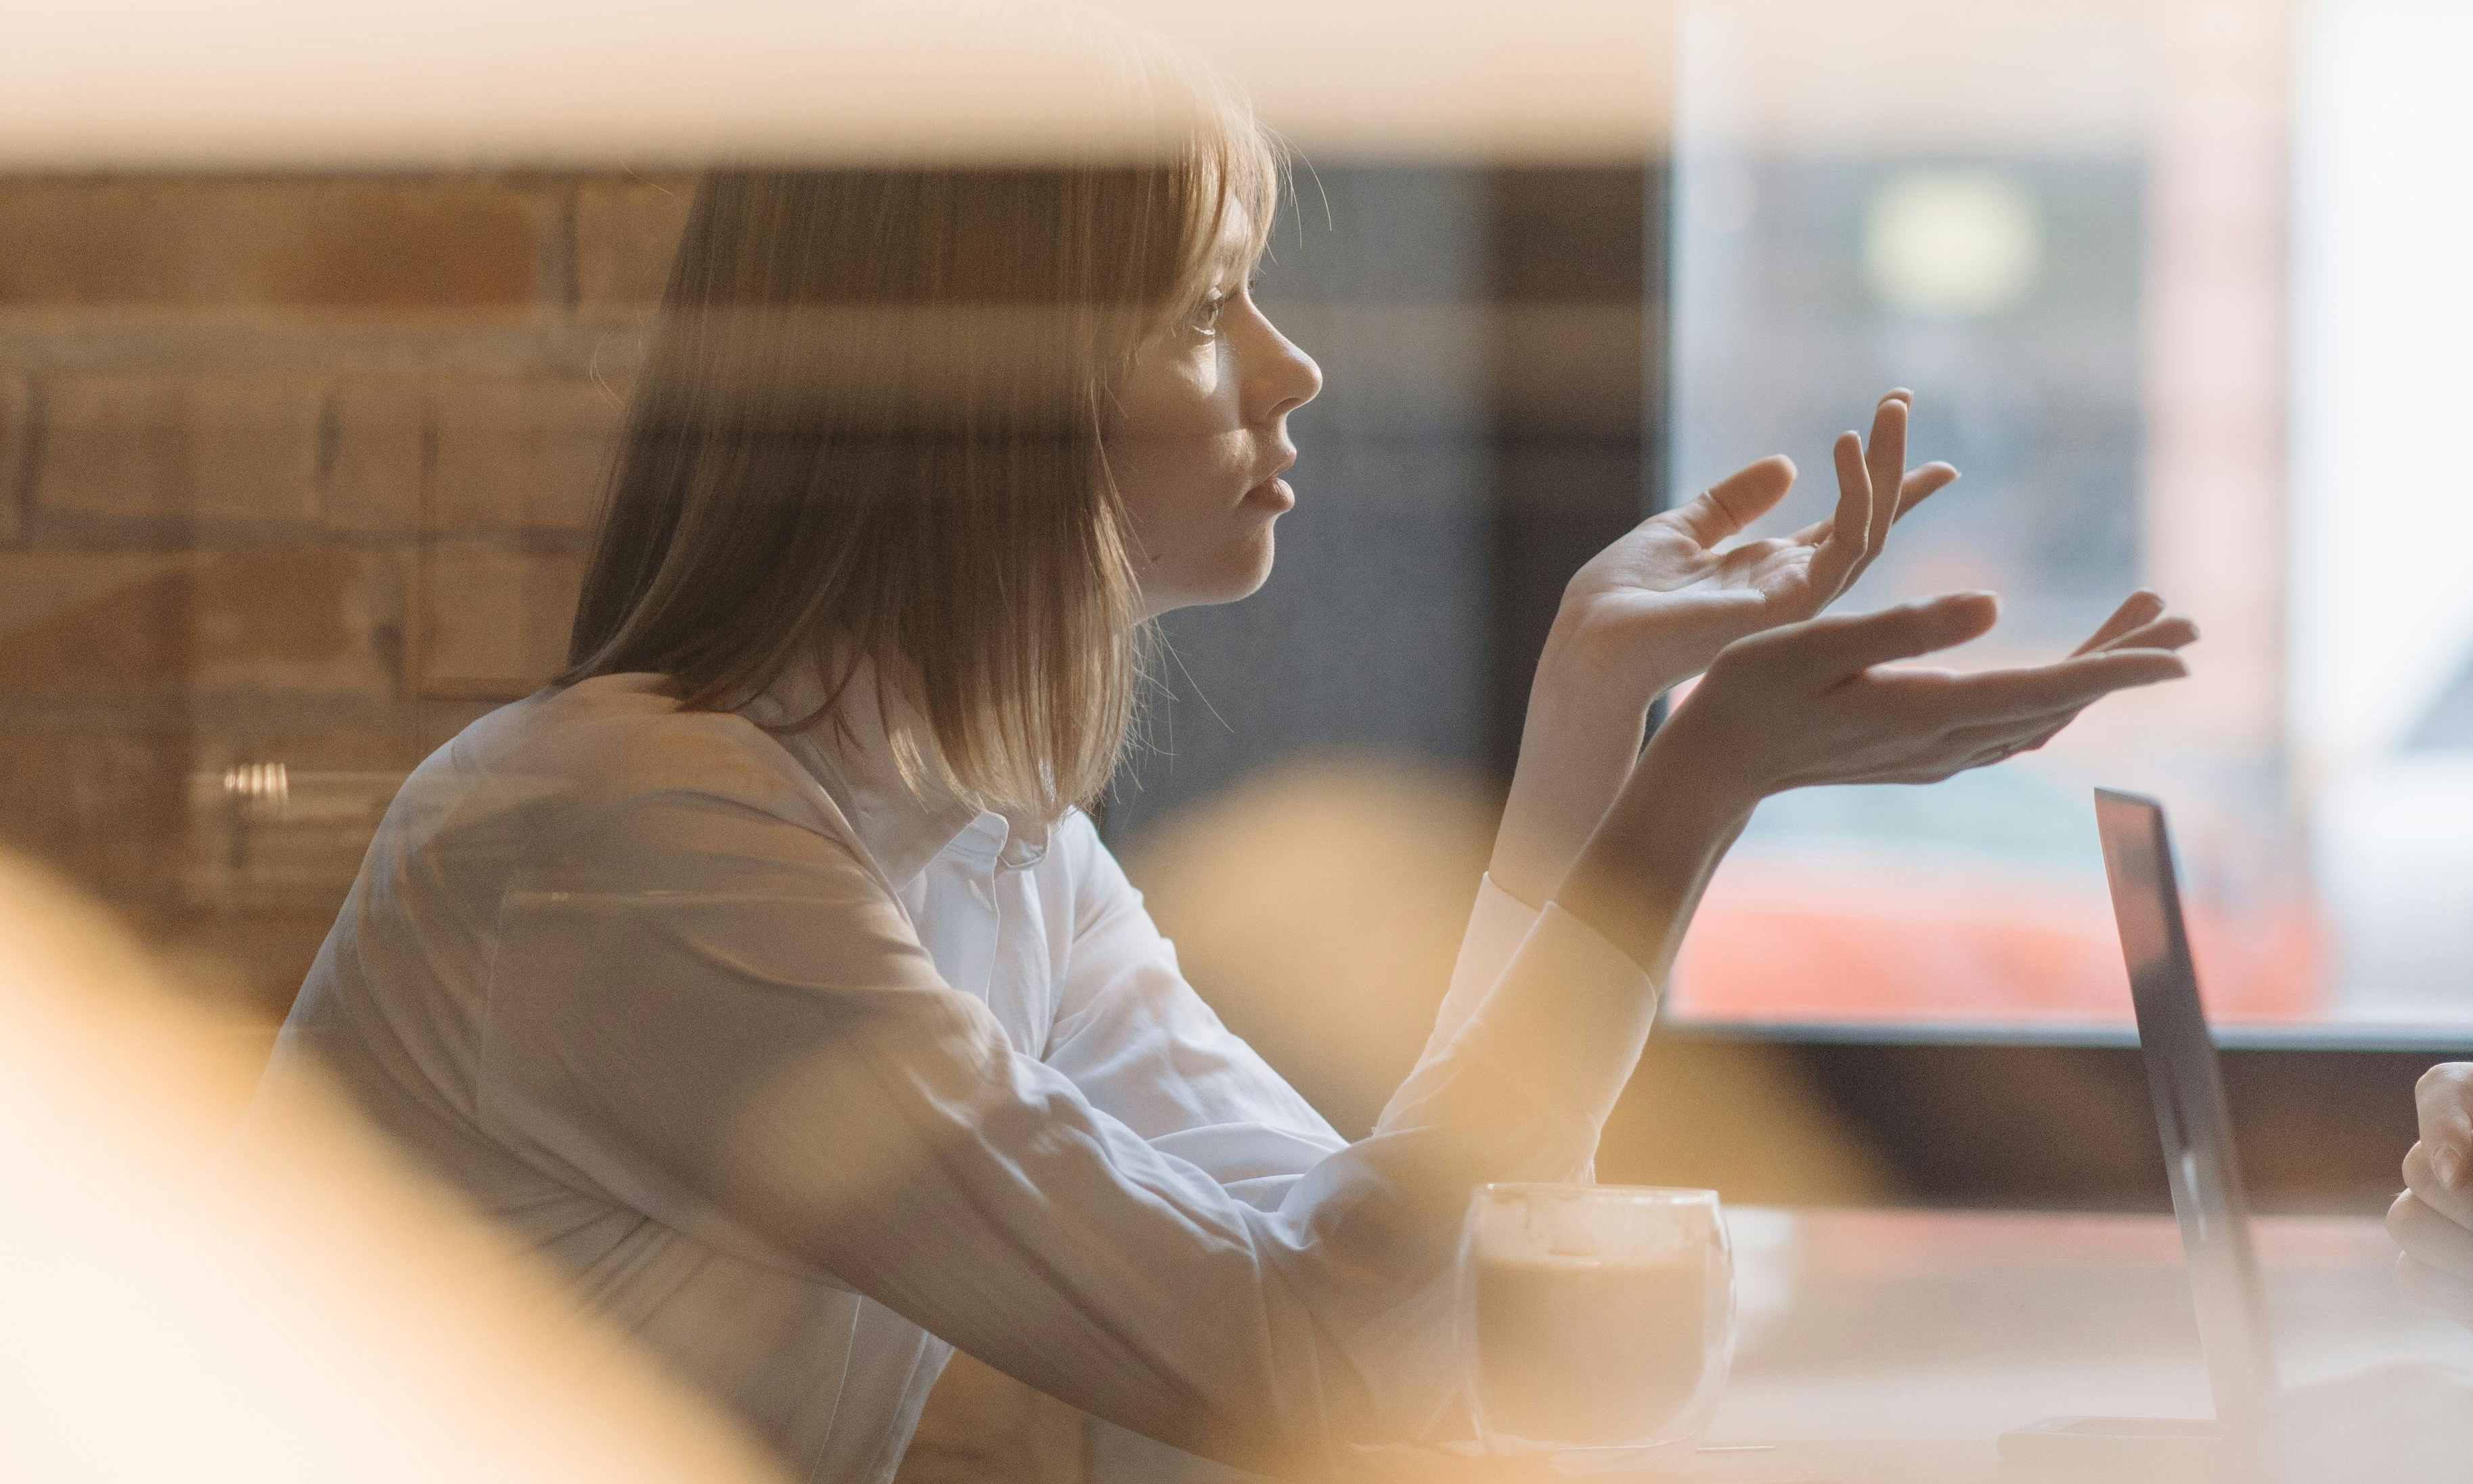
left=1666, top=0, right=2473, bottom=1032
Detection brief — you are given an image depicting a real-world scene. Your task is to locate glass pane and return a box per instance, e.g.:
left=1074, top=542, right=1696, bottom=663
left=1665, top=0, right=2473, bottom=1033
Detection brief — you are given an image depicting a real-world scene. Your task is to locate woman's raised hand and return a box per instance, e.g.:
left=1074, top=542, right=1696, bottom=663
left=1551, top=588, right=2194, bottom=974
left=1555, top=389, right=1957, bottom=699
left=1651, top=589, right=2196, bottom=810
left=1490, top=387, right=2103, bottom=909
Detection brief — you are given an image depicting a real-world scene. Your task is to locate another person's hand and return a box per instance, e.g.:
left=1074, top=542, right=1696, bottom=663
left=1551, top=388, right=1956, bottom=700
left=2388, top=1062, right=2473, bottom=1326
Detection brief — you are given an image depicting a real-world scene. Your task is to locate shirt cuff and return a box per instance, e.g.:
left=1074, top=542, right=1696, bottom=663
left=1416, top=873, right=1546, bottom=1069
left=1448, top=900, right=1661, bottom=1132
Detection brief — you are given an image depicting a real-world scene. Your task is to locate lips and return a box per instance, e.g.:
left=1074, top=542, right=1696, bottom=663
left=1243, top=450, right=1297, bottom=504
left=1243, top=474, right=1296, bottom=512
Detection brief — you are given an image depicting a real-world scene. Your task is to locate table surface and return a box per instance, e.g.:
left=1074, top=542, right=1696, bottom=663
left=1711, top=1206, right=2469, bottom=1442
left=1324, top=1206, right=2473, bottom=1484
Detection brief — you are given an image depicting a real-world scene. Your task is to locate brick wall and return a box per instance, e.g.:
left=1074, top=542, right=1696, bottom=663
left=0, top=169, right=1089, bottom=1483
left=0, top=173, right=693, bottom=1019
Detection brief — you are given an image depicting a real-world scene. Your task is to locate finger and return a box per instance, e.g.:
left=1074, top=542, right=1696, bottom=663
left=1861, top=393, right=1909, bottom=559
left=1962, top=735, right=2050, bottom=771
left=1817, top=740, right=2036, bottom=788
left=2396, top=1253, right=2473, bottom=1327
left=2406, top=1141, right=2473, bottom=1232
left=1892, top=462, right=1960, bottom=522
left=1883, top=648, right=2189, bottom=723
left=2388, top=1190, right=2473, bottom=1282
left=1789, top=459, right=1961, bottom=545
left=2417, top=1064, right=2473, bottom=1192
left=1874, top=708, right=2089, bottom=786
left=2102, top=616, right=2200, bottom=654
left=1667, top=455, right=1798, bottom=545
left=1751, top=591, right=2002, bottom=679
left=2070, top=591, right=2167, bottom=657
left=1793, top=709, right=2082, bottom=788
left=1938, top=704, right=2088, bottom=761
left=1806, top=430, right=1873, bottom=595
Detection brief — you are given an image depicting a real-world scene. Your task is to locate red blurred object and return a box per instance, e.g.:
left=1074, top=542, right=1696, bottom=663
left=1670, top=859, right=2325, bottom=1027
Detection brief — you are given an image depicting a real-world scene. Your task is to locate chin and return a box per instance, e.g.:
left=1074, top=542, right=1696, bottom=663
left=1213, top=522, right=1280, bottom=603
left=1142, top=526, right=1280, bottom=615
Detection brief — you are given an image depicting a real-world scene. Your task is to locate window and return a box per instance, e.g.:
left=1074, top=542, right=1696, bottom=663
left=1665, top=0, right=2473, bottom=1037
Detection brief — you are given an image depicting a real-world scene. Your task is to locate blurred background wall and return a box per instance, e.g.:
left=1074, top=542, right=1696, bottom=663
left=0, top=171, right=687, bottom=1030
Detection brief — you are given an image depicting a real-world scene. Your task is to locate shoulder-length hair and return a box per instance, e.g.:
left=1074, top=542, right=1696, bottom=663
left=561, top=76, right=1278, bottom=819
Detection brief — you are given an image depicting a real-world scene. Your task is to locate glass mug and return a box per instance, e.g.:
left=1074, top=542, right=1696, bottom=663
left=1458, top=1184, right=1736, bottom=1457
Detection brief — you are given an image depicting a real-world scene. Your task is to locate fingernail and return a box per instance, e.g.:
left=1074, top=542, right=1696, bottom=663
left=2439, top=1146, right=2468, bottom=1190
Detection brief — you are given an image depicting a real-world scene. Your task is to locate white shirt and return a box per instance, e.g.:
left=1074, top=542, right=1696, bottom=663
left=253, top=670, right=1655, bottom=1481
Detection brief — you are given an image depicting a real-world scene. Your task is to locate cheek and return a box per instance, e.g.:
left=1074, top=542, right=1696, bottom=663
left=1104, top=422, right=1281, bottom=610
left=1115, top=453, right=1231, bottom=555
left=1107, top=360, right=1251, bottom=551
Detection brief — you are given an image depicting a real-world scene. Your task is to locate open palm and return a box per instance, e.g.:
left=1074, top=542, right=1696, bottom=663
left=1563, top=390, right=1959, bottom=690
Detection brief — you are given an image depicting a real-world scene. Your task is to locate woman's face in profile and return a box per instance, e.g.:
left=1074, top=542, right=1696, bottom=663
left=1106, top=201, right=1322, bottom=617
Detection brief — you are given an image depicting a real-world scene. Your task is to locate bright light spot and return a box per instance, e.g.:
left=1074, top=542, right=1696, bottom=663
left=1862, top=168, right=2042, bottom=317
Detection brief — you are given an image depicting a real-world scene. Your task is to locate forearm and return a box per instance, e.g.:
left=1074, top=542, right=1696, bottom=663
left=1551, top=724, right=1755, bottom=983
left=1487, top=616, right=1662, bottom=909
left=1387, top=725, right=1750, bottom=1148
left=1325, top=715, right=1758, bottom=1447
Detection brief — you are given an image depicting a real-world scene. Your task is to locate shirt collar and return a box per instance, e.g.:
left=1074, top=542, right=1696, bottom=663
left=738, top=658, right=1052, bottom=892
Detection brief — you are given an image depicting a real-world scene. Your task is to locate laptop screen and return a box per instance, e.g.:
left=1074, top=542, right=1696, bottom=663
left=2095, top=788, right=2281, bottom=1422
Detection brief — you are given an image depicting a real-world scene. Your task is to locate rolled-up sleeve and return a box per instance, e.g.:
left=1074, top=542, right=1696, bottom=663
left=1419, top=873, right=1546, bottom=1066
left=479, top=768, right=1655, bottom=1475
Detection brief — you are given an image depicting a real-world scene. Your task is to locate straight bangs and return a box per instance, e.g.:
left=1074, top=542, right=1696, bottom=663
left=560, top=58, right=1284, bottom=822
left=1159, top=74, right=1282, bottom=328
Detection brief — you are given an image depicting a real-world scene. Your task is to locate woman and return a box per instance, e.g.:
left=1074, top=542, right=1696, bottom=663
left=254, top=74, right=2193, bottom=1481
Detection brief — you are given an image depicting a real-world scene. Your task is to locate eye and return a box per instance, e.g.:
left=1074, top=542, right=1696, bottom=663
left=1186, top=290, right=1231, bottom=338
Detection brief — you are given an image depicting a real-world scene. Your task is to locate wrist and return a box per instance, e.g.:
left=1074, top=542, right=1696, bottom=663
left=1489, top=639, right=1654, bottom=909
left=1624, top=714, right=1763, bottom=837
left=1538, top=605, right=1672, bottom=719
left=1553, top=728, right=1754, bottom=975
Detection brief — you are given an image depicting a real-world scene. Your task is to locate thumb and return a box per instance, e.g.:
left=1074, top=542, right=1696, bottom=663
left=1785, top=592, right=2001, bottom=678
left=1667, top=455, right=1796, bottom=545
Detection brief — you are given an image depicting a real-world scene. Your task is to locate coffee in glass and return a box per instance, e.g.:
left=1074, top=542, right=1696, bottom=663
left=1458, top=1184, right=1735, bottom=1456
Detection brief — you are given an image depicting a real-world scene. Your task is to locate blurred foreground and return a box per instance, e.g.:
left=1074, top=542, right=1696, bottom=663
left=0, top=847, right=784, bottom=1483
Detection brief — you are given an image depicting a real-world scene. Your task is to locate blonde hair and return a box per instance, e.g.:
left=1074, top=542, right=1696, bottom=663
left=563, top=65, right=1279, bottom=819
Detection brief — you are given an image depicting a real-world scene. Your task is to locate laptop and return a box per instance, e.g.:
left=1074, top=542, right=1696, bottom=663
left=1999, top=788, right=2283, bottom=1469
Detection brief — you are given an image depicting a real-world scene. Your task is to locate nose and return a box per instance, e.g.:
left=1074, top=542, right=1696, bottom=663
left=1247, top=315, right=1322, bottom=426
